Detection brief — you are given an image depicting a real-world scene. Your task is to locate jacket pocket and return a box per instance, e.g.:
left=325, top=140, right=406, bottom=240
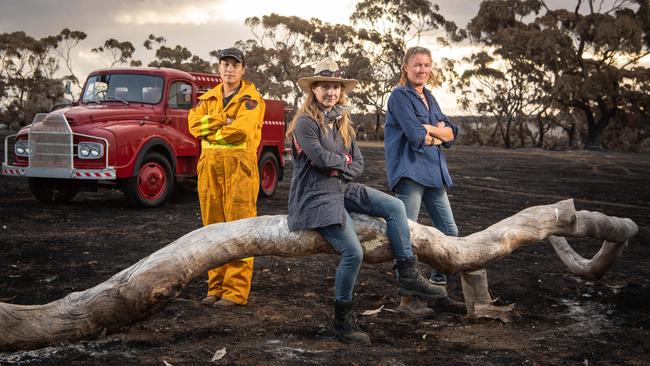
left=414, top=110, right=430, bottom=124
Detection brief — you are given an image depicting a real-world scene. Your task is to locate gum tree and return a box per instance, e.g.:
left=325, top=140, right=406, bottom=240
left=238, top=14, right=358, bottom=110
left=349, top=0, right=466, bottom=134
left=467, top=0, right=650, bottom=149
left=92, top=38, right=141, bottom=68
left=143, top=34, right=210, bottom=73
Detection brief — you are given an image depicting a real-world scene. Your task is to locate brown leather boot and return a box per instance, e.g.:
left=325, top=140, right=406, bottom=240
left=398, top=295, right=435, bottom=319
left=201, top=295, right=219, bottom=306
left=212, top=298, right=238, bottom=309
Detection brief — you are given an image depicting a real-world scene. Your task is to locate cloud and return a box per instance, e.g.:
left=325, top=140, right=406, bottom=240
left=11, top=0, right=631, bottom=114
left=0, top=0, right=474, bottom=112
left=115, top=1, right=223, bottom=25
left=112, top=0, right=355, bottom=26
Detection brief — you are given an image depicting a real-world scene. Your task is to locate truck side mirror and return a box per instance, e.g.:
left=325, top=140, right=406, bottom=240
left=64, top=81, right=72, bottom=96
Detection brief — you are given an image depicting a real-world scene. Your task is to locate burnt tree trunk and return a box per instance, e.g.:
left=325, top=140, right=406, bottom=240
left=0, top=199, right=638, bottom=351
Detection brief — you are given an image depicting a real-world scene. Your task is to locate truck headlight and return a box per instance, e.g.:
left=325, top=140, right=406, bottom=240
left=78, top=142, right=104, bottom=159
left=15, top=140, right=30, bottom=157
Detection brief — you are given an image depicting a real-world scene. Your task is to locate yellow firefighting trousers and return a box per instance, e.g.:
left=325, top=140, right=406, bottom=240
left=197, top=148, right=259, bottom=305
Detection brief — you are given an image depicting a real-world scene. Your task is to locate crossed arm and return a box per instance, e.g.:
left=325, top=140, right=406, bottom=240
left=423, top=122, right=454, bottom=145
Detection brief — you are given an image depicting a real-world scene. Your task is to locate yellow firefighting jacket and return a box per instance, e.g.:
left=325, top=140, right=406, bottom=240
left=188, top=80, right=266, bottom=153
left=188, top=80, right=266, bottom=225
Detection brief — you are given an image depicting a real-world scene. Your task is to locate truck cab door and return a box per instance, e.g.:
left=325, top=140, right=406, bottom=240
left=165, top=81, right=193, bottom=134
left=165, top=80, right=199, bottom=173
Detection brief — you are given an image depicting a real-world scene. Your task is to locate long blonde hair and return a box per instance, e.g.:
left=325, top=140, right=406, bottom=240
left=286, top=84, right=355, bottom=149
left=398, top=46, right=440, bottom=87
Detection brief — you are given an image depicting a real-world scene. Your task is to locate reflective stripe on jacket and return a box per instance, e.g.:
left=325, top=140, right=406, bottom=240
left=188, top=80, right=266, bottom=153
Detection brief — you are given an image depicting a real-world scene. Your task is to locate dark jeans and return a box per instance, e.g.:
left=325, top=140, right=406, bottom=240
left=317, top=186, right=413, bottom=302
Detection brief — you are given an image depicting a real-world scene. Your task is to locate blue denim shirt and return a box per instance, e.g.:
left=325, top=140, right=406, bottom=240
left=384, top=82, right=459, bottom=191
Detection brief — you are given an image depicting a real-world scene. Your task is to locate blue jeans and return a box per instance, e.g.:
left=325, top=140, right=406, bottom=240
left=317, top=186, right=414, bottom=302
left=395, top=178, right=458, bottom=236
left=395, top=178, right=458, bottom=283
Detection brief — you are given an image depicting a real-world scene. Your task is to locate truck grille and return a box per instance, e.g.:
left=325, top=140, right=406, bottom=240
left=28, top=113, right=73, bottom=169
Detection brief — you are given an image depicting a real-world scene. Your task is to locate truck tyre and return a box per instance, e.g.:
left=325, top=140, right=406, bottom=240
left=124, top=151, right=174, bottom=208
left=258, top=150, right=279, bottom=197
left=28, top=178, right=80, bottom=204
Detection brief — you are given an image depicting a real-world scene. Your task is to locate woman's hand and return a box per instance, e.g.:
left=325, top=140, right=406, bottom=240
left=423, top=122, right=454, bottom=143
left=424, top=134, right=442, bottom=146
left=423, top=124, right=445, bottom=145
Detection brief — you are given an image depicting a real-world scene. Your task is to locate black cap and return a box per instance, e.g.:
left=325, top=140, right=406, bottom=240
left=219, top=47, right=245, bottom=64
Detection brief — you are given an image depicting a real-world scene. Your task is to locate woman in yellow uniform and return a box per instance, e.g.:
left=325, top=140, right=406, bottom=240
left=187, top=47, right=266, bottom=309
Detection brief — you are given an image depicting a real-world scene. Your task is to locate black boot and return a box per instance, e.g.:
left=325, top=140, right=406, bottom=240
left=429, top=296, right=467, bottom=314
left=394, top=256, right=447, bottom=299
left=333, top=301, right=371, bottom=346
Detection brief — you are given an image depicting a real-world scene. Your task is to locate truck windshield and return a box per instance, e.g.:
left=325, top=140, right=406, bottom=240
left=82, top=74, right=164, bottom=105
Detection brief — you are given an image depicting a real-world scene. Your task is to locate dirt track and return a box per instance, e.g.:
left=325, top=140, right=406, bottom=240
left=1, top=142, right=649, bottom=365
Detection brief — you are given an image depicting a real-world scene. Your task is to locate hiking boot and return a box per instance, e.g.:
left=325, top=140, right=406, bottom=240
left=429, top=296, right=466, bottom=314
left=333, top=301, right=371, bottom=346
left=394, top=256, right=447, bottom=299
left=212, top=298, right=238, bottom=309
left=429, top=271, right=448, bottom=286
left=201, top=295, right=219, bottom=306
left=397, top=295, right=435, bottom=319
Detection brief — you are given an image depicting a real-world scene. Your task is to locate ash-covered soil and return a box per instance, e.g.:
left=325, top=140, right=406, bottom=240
left=1, top=142, right=649, bottom=365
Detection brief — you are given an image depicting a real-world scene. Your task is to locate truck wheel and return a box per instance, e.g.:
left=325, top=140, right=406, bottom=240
left=258, top=151, right=279, bottom=197
left=28, top=178, right=80, bottom=204
left=124, top=152, right=174, bottom=208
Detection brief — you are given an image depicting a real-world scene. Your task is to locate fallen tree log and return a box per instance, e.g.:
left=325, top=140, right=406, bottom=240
left=0, top=199, right=638, bottom=350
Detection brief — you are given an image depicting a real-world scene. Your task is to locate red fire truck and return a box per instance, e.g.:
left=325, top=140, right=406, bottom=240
left=1, top=67, right=288, bottom=207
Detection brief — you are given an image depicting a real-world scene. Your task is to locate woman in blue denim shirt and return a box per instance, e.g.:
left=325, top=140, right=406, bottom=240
left=287, top=59, right=447, bottom=346
left=384, top=46, right=460, bottom=318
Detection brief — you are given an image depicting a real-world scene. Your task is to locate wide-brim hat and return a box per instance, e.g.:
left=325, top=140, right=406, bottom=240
left=297, top=59, right=358, bottom=94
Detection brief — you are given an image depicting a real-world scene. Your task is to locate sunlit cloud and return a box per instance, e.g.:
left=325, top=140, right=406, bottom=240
left=77, top=49, right=99, bottom=61
left=218, top=0, right=354, bottom=24
left=115, top=4, right=221, bottom=25
left=641, top=55, right=650, bottom=67
left=113, top=0, right=355, bottom=26
left=434, top=91, right=462, bottom=115
left=433, top=45, right=475, bottom=61
left=77, top=48, right=115, bottom=70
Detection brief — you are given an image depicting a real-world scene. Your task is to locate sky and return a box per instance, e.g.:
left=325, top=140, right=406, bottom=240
left=0, top=0, right=643, bottom=115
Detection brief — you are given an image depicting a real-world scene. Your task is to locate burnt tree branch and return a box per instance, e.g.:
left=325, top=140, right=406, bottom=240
left=0, top=199, right=638, bottom=350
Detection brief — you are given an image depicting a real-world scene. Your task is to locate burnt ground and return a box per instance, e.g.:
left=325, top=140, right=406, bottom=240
left=0, top=142, right=649, bottom=365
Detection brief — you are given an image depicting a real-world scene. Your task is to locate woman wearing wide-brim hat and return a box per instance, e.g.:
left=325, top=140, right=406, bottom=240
left=286, top=59, right=447, bottom=346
